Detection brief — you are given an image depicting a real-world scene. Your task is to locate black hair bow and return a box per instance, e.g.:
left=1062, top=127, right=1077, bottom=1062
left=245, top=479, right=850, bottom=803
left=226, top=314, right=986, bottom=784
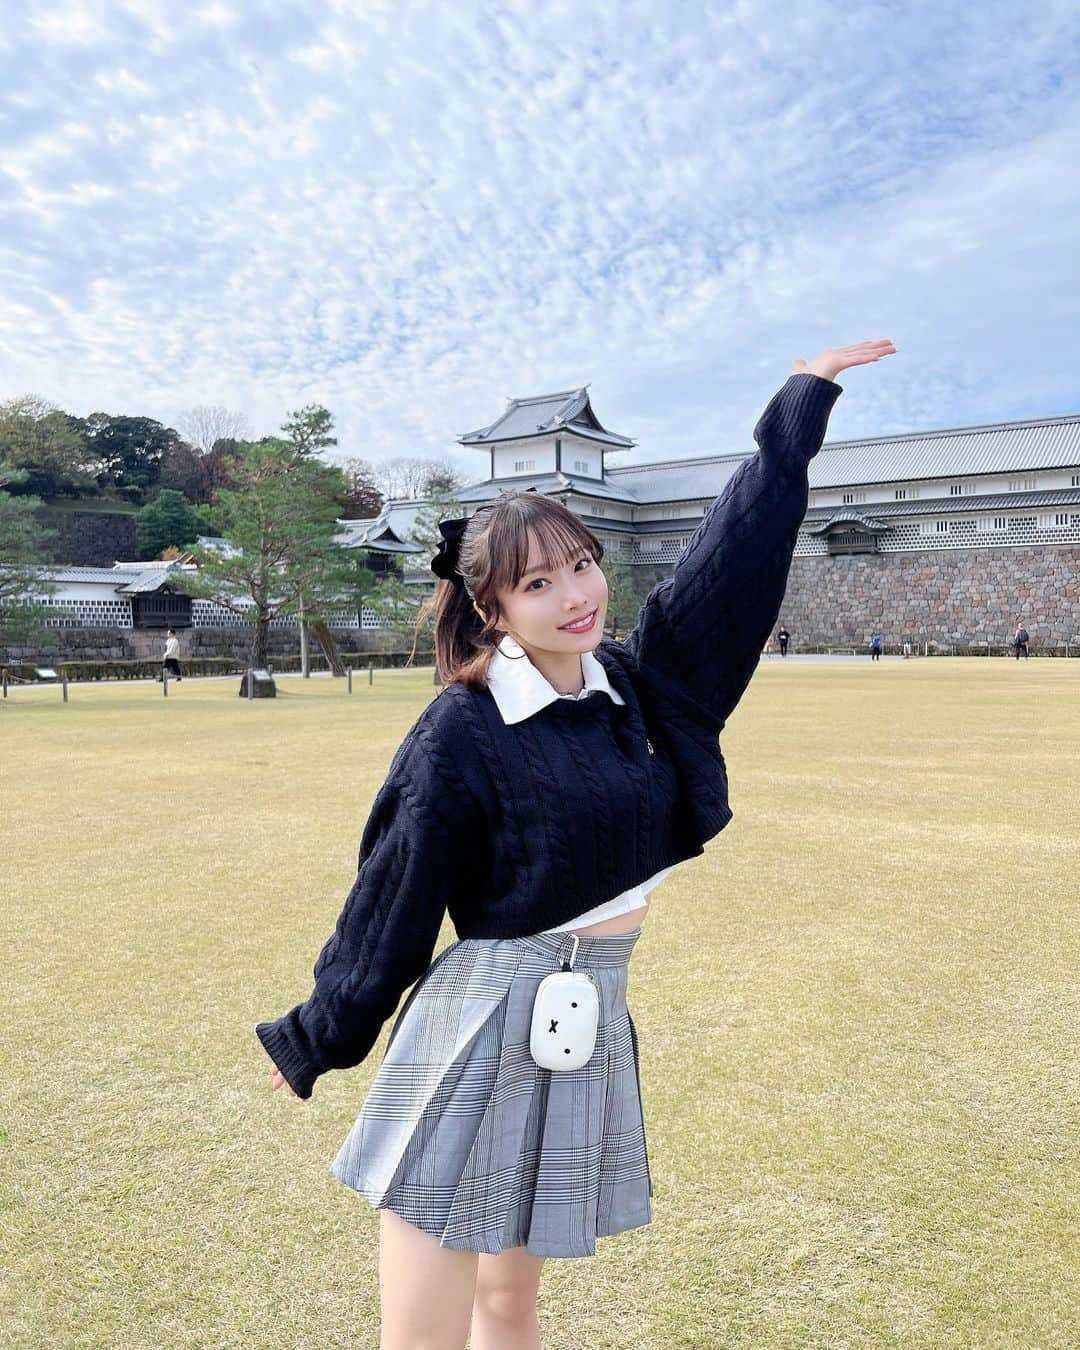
left=431, top=516, right=469, bottom=582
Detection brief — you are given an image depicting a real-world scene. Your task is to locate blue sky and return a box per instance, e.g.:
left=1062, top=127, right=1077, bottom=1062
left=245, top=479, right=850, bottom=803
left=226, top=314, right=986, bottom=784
left=2, top=0, right=1078, bottom=478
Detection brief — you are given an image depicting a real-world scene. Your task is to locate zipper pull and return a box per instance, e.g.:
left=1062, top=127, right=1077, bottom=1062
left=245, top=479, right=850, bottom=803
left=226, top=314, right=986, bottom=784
left=645, top=737, right=654, bottom=755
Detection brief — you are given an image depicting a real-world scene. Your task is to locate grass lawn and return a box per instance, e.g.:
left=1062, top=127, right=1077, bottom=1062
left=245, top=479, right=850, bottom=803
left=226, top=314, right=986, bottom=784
left=2, top=659, right=1077, bottom=1348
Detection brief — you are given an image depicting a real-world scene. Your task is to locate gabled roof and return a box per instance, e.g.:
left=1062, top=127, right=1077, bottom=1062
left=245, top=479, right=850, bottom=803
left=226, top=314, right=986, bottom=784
left=455, top=471, right=642, bottom=506
left=803, top=511, right=890, bottom=536
left=36, top=561, right=191, bottom=589
left=333, top=503, right=430, bottom=556
left=115, top=568, right=189, bottom=594
left=459, top=388, right=635, bottom=449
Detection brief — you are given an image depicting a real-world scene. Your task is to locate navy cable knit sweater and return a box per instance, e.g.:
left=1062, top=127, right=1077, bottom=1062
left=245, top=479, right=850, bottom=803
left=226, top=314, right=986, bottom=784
left=256, top=372, right=843, bottom=1098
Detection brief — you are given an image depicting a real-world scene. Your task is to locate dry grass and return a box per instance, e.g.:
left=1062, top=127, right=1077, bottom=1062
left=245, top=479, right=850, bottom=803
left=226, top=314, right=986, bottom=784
left=1, top=659, right=1077, bottom=1348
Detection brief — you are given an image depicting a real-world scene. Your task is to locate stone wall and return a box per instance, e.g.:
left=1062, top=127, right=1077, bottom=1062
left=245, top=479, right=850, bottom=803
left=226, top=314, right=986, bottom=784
left=9, top=543, right=1079, bottom=662
left=33, top=507, right=139, bottom=567
left=780, top=545, right=1080, bottom=647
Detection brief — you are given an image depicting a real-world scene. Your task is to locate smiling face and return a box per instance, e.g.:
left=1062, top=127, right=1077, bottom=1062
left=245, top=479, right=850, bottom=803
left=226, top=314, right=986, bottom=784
left=491, top=532, right=609, bottom=660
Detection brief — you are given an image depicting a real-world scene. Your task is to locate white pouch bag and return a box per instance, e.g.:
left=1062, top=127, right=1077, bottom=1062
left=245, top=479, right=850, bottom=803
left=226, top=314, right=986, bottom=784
left=529, top=935, right=600, bottom=1071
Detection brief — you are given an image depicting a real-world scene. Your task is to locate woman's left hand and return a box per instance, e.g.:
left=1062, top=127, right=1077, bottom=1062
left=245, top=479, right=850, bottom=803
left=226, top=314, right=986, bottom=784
left=793, top=339, right=897, bottom=383
left=269, top=1063, right=302, bottom=1100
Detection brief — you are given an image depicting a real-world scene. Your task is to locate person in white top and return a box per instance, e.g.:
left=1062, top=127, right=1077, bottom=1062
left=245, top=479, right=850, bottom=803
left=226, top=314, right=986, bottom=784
left=161, top=628, right=183, bottom=682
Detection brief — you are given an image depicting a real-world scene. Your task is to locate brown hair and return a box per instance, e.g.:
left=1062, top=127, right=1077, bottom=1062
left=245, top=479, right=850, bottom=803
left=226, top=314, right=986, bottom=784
left=411, top=490, right=605, bottom=691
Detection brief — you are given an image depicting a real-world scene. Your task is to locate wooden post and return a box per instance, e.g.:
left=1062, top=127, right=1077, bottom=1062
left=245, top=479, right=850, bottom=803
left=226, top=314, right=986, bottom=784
left=347, top=666, right=352, bottom=695
left=62, top=669, right=69, bottom=703
left=246, top=669, right=253, bottom=700
left=368, top=661, right=373, bottom=686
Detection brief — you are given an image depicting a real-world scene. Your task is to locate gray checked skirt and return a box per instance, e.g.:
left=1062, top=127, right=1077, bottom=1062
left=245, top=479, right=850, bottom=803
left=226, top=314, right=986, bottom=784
left=329, top=927, right=652, bottom=1259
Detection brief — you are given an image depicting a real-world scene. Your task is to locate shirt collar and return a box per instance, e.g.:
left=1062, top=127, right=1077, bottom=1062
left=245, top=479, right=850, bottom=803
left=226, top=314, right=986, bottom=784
left=486, top=632, right=626, bottom=725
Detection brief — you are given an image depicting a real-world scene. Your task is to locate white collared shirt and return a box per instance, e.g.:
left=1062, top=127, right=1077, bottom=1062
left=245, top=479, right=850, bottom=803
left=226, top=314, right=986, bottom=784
left=485, top=631, right=626, bottom=723
left=485, top=632, right=673, bottom=932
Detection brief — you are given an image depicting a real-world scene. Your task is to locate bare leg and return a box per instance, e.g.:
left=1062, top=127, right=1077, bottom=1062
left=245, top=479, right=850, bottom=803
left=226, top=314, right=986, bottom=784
left=378, top=1208, right=479, bottom=1350
left=471, top=1245, right=547, bottom=1350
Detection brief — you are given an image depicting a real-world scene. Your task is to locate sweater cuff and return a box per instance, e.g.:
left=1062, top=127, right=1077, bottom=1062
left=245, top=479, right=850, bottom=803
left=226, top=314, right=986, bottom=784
left=769, top=372, right=844, bottom=455
left=255, top=1018, right=319, bottom=1101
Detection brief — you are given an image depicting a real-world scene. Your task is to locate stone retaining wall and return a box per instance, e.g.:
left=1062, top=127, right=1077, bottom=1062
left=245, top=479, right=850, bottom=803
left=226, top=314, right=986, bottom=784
left=7, top=544, right=1078, bottom=661
left=33, top=508, right=138, bottom=567
left=780, top=545, right=1080, bottom=647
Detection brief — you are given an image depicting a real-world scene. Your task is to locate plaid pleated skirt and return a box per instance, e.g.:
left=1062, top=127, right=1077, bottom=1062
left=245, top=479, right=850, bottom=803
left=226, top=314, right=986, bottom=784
left=329, top=926, right=652, bottom=1258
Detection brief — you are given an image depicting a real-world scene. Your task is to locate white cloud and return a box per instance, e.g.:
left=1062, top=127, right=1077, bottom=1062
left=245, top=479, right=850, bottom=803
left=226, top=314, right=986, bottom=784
left=1, top=0, right=1078, bottom=484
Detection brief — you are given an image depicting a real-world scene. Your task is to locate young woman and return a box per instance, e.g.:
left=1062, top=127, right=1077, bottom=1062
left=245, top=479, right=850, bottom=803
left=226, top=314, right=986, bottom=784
left=257, top=340, right=896, bottom=1350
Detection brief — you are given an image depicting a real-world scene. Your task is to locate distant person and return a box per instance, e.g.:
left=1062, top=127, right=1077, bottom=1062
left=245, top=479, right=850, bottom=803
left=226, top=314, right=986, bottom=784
left=778, top=624, right=790, bottom=657
left=1013, top=621, right=1030, bottom=660
left=162, top=628, right=183, bottom=681
left=869, top=633, right=883, bottom=661
left=763, top=634, right=774, bottom=657
left=901, top=641, right=912, bottom=660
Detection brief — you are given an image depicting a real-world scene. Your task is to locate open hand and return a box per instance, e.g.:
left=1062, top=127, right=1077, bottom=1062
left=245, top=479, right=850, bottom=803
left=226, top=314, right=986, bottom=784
left=793, top=339, right=897, bottom=383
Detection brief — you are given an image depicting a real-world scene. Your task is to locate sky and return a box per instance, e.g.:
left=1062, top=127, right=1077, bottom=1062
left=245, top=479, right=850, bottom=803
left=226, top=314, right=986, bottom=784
left=2, top=0, right=1078, bottom=482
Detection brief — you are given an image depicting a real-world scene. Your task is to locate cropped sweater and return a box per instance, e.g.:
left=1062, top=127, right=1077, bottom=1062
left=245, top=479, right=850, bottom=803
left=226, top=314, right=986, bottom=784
left=487, top=629, right=677, bottom=932
left=256, top=371, right=843, bottom=1098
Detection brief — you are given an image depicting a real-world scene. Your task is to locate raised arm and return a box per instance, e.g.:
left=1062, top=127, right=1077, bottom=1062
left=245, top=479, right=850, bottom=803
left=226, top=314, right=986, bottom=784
left=255, top=721, right=474, bottom=1100
left=621, top=340, right=895, bottom=730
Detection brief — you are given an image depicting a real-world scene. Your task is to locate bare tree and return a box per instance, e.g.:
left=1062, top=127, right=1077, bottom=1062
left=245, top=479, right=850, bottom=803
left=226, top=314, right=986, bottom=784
left=176, top=406, right=251, bottom=455
left=424, top=455, right=469, bottom=496
left=372, top=455, right=471, bottom=503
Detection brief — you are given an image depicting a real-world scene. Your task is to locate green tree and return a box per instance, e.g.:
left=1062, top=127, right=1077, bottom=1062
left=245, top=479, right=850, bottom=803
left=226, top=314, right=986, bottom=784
left=167, top=437, right=363, bottom=670
left=0, top=462, right=61, bottom=648
left=398, top=487, right=467, bottom=653
left=599, top=551, right=640, bottom=641
left=133, top=489, right=201, bottom=559
left=280, top=404, right=337, bottom=457
left=0, top=396, right=97, bottom=499
left=83, top=413, right=183, bottom=503
left=408, top=487, right=467, bottom=576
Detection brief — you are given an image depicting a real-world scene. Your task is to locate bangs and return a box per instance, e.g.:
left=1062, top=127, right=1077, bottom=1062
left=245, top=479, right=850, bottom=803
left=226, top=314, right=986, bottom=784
left=486, top=508, right=600, bottom=593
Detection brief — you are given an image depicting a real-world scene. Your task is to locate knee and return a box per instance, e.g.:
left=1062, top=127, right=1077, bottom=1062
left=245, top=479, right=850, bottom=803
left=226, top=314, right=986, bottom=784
left=473, top=1283, right=539, bottom=1328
